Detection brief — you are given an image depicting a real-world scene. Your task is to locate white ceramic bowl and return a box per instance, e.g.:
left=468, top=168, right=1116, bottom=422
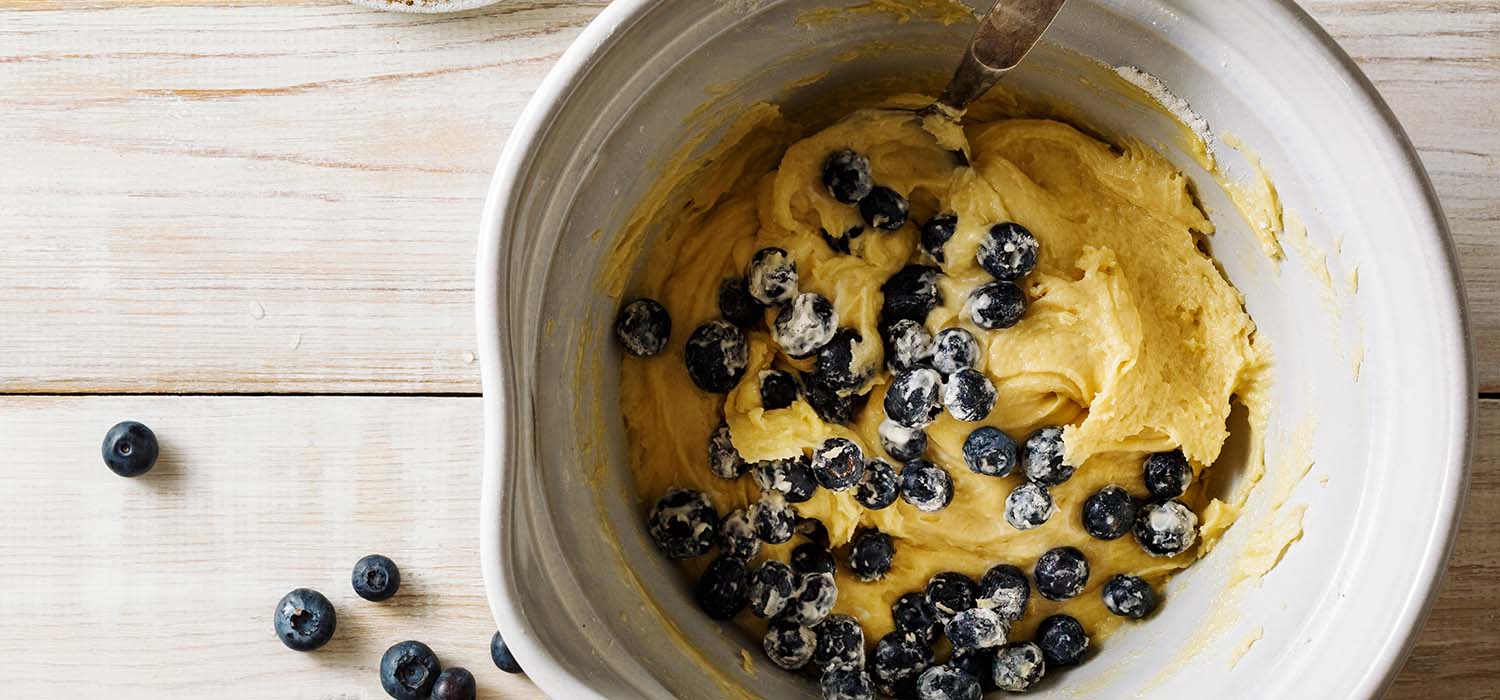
left=477, top=1, right=1473, bottom=698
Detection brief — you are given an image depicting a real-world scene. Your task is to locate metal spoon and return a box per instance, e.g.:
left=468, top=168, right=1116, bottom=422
left=923, top=0, right=1068, bottom=120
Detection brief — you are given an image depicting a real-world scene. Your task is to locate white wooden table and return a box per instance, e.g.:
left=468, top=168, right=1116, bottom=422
left=0, top=1, right=1494, bottom=697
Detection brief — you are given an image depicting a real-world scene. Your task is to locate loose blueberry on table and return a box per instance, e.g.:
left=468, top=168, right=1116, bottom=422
left=491, top=630, right=523, bottom=674
left=379, top=640, right=441, bottom=700
left=351, top=554, right=401, bottom=602
left=273, top=587, right=336, bottom=652
left=429, top=667, right=476, bottom=700
left=101, top=420, right=159, bottom=478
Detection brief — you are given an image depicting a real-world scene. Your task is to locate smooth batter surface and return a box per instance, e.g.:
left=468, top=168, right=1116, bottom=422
left=617, top=101, right=1268, bottom=651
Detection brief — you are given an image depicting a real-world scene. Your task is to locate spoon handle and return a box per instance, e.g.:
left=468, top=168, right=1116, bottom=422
left=936, top=0, right=1068, bottom=112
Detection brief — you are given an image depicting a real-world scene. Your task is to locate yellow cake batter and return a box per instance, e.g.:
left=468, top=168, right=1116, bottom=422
left=617, top=103, right=1268, bottom=653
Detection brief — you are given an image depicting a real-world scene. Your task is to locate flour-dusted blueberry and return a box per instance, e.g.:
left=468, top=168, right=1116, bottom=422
left=926, top=571, right=977, bottom=623
left=823, top=149, right=874, bottom=204
left=719, top=277, right=763, bottom=327
left=860, top=186, right=909, bottom=231
left=991, top=642, right=1046, bottom=692
left=380, top=640, right=441, bottom=700
left=719, top=508, right=761, bottom=562
left=884, top=367, right=943, bottom=429
left=871, top=632, right=934, bottom=696
left=1082, top=485, right=1138, bottom=540
left=966, top=281, right=1027, bottom=330
left=781, top=572, right=838, bottom=626
left=758, top=370, right=800, bottom=410
left=855, top=459, right=901, bottom=510
left=930, top=328, right=979, bottom=377
left=804, top=372, right=860, bottom=424
left=879, top=419, right=928, bottom=464
left=916, top=664, right=982, bottom=700
left=792, top=542, right=837, bottom=576
left=1034, top=547, right=1089, bottom=601
left=102, top=420, right=160, bottom=478
left=274, top=587, right=336, bottom=651
left=1102, top=574, right=1158, bottom=619
left=942, top=368, right=995, bottom=422
left=814, top=614, right=866, bottom=670
left=796, top=516, right=831, bottom=547
left=817, top=328, right=872, bottom=393
left=976, top=563, right=1030, bottom=622
left=696, top=555, right=751, bottom=620
left=754, top=456, right=819, bottom=503
left=885, top=319, right=934, bottom=374
left=708, top=422, right=749, bottom=480
left=1144, top=449, right=1193, bottom=500
left=1024, top=425, right=1076, bottom=485
left=647, top=488, right=719, bottom=559
left=685, top=320, right=748, bottom=393
left=822, top=665, right=876, bottom=700
left=949, top=648, right=996, bottom=692
left=849, top=529, right=895, bottom=582
left=747, top=247, right=799, bottom=305
left=962, top=426, right=1017, bottom=477
left=751, top=491, right=797, bottom=544
left=1035, top=614, right=1089, bottom=667
left=614, top=298, right=671, bottom=358
left=901, top=459, right=954, bottom=512
left=352, top=554, right=401, bottom=602
left=491, top=631, right=523, bottom=674
left=881, top=264, right=942, bottom=325
left=1005, top=482, right=1056, bottom=531
left=822, top=226, right=855, bottom=254
left=764, top=619, right=818, bottom=670
left=977, top=222, right=1039, bottom=281
left=811, top=437, right=866, bottom=491
left=774, top=292, right=839, bottom=358
left=945, top=607, right=1008, bottom=651
left=892, top=592, right=942, bottom=644
left=430, top=667, right=476, bottom=700
left=749, top=560, right=797, bottom=619
left=1134, top=499, right=1199, bottom=557
left=920, top=214, right=958, bottom=263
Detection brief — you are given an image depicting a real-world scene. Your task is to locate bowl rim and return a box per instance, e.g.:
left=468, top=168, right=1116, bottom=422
left=475, top=1, right=1474, bottom=697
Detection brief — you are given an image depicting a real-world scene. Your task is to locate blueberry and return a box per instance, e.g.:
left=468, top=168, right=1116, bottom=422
left=884, top=367, right=943, bottom=429
left=273, top=587, right=336, bottom=651
left=696, top=555, right=750, bottom=620
left=1134, top=499, right=1199, bottom=557
left=685, top=320, right=748, bottom=393
left=753, top=457, right=818, bottom=503
left=855, top=459, right=901, bottom=510
left=747, top=247, right=799, bottom=305
left=718, top=508, right=761, bottom=561
left=491, top=630, right=523, bottom=673
left=849, top=529, right=895, bottom=582
left=719, top=277, right=764, bottom=327
left=751, top=491, right=797, bottom=544
left=920, top=214, right=958, bottom=263
left=749, top=560, right=797, bottom=618
left=822, top=226, right=857, bottom=254
left=945, top=607, right=1008, bottom=651
left=925, top=571, right=977, bottom=622
left=860, top=186, right=909, bottom=230
left=949, top=648, right=996, bottom=691
left=814, top=614, right=866, bottom=670
left=966, top=281, right=1026, bottom=330
left=804, top=372, right=860, bottom=424
left=351, top=554, right=401, bottom=602
left=1004, top=482, right=1056, bottom=530
left=900, top=459, right=954, bottom=512
left=707, top=422, right=749, bottom=480
left=962, top=426, right=1017, bottom=477
left=1035, top=614, right=1089, bottom=667
left=760, top=370, right=800, bottom=410
left=915, top=664, right=981, bottom=700
left=796, top=516, right=832, bottom=547
left=614, top=298, right=671, bottom=357
left=817, top=328, right=872, bottom=392
left=380, top=640, right=441, bottom=700
left=1144, top=449, right=1193, bottom=500
left=101, top=420, right=159, bottom=478
left=430, top=667, right=476, bottom=700
left=781, top=572, right=838, bottom=626
left=647, top=488, right=719, bottom=559
left=821, top=665, right=876, bottom=700
left=1082, top=485, right=1138, bottom=540
left=991, top=642, right=1045, bottom=692
left=812, top=437, right=866, bottom=490
left=774, top=292, right=839, bottom=358
left=884, top=318, right=934, bottom=373
left=1102, top=574, right=1158, bottom=619
left=929, top=328, right=979, bottom=377
left=942, top=368, right=995, bottom=422
left=871, top=632, right=934, bottom=695
left=976, top=222, right=1039, bottom=281
left=975, top=564, right=1030, bottom=622
left=892, top=591, right=942, bottom=644
left=764, top=619, right=818, bottom=670
left=792, top=542, right=837, bottom=576
left=881, top=264, right=942, bottom=325
left=1024, top=426, right=1076, bottom=485
left=823, top=149, right=874, bottom=204
left=1034, top=546, right=1089, bottom=600
left=879, top=419, right=928, bottom=463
